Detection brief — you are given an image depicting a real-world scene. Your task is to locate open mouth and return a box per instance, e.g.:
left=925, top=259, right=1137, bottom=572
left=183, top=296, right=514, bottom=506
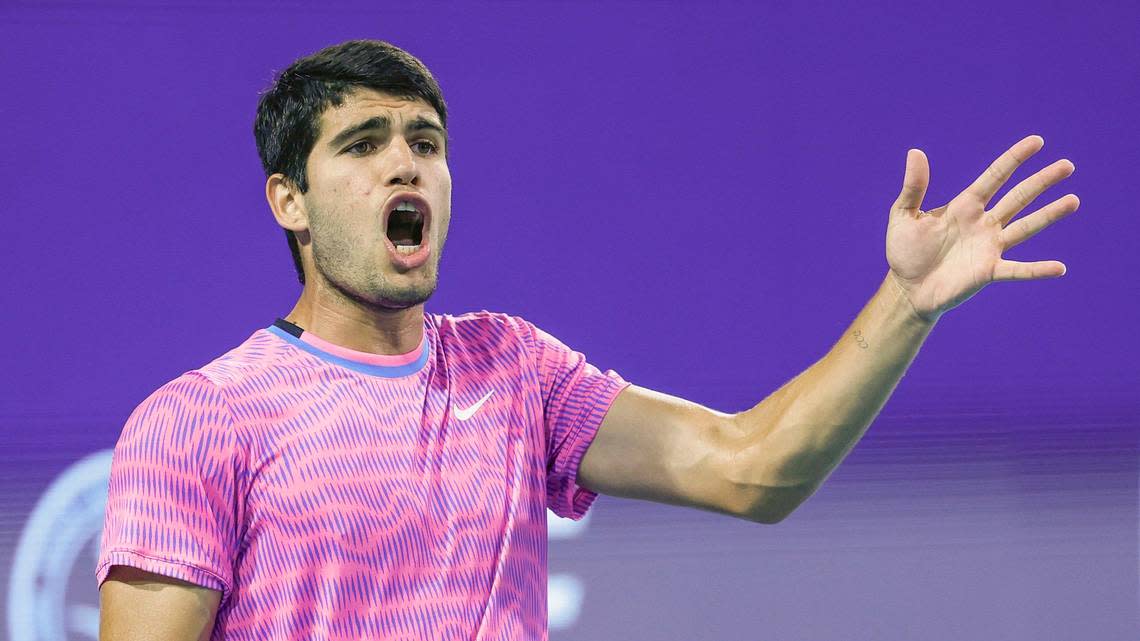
left=382, top=193, right=433, bottom=269
left=386, top=204, right=424, bottom=253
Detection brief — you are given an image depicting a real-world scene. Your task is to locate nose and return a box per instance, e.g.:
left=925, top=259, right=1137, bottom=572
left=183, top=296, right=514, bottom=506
left=383, top=138, right=419, bottom=187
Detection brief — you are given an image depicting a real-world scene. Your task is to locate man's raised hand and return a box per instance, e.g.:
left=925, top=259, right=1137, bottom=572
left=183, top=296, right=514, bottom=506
left=884, top=134, right=1080, bottom=323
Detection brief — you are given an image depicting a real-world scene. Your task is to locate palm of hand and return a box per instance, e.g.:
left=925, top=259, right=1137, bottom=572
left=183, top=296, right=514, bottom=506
left=886, top=197, right=1005, bottom=319
left=884, top=136, right=1079, bottom=323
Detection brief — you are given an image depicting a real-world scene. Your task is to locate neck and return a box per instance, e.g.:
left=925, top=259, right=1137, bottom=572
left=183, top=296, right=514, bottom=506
left=285, top=279, right=425, bottom=356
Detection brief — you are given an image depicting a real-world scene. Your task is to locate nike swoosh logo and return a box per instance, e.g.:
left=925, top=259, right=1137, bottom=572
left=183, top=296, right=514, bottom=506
left=454, top=390, right=495, bottom=421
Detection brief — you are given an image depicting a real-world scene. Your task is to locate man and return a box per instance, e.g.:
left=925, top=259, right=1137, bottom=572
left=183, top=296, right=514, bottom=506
left=97, top=39, right=1079, bottom=640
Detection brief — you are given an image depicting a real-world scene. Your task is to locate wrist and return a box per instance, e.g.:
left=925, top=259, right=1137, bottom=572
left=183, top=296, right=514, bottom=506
left=885, top=270, right=941, bottom=326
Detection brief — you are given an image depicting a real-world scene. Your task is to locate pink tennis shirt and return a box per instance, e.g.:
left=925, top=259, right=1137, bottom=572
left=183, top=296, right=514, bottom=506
left=97, top=311, right=630, bottom=640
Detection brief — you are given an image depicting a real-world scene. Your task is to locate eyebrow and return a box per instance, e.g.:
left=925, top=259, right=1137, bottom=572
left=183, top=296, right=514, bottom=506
left=326, top=115, right=447, bottom=151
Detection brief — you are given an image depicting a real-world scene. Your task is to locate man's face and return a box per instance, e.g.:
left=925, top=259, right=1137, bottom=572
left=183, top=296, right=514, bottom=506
left=299, top=88, right=451, bottom=310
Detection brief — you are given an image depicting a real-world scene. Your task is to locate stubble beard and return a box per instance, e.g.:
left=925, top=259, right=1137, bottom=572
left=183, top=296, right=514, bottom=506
left=308, top=208, right=444, bottom=312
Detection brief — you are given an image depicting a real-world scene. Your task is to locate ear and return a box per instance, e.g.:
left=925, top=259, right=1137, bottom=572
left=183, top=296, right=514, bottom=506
left=266, top=173, right=309, bottom=233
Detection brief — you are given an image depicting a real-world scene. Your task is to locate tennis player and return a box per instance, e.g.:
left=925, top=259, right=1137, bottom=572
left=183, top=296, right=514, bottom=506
left=97, top=39, right=1080, bottom=640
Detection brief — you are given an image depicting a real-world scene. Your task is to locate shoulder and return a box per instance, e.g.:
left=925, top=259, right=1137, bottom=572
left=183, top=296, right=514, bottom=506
left=184, top=327, right=294, bottom=390
left=116, top=370, right=236, bottom=462
left=428, top=311, right=557, bottom=377
left=124, top=328, right=281, bottom=431
left=431, top=309, right=531, bottom=332
left=430, top=310, right=539, bottom=349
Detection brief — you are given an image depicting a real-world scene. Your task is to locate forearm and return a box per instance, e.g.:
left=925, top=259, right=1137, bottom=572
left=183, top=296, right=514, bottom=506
left=732, top=270, right=937, bottom=520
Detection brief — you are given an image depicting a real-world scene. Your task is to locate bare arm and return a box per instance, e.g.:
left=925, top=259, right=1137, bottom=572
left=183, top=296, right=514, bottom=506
left=578, top=384, right=753, bottom=519
left=725, top=272, right=935, bottom=521
left=99, top=566, right=220, bottom=641
left=579, top=274, right=931, bottom=524
left=580, top=135, right=1077, bottom=524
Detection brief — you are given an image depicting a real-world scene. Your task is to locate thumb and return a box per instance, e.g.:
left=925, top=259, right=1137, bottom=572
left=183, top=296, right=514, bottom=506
left=894, top=148, right=929, bottom=214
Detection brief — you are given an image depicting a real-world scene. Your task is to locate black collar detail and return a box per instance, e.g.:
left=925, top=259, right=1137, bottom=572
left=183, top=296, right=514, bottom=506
left=273, top=317, right=304, bottom=338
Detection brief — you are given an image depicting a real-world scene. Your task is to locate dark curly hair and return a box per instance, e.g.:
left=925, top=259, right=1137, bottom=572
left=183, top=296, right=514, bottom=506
left=254, top=40, right=448, bottom=285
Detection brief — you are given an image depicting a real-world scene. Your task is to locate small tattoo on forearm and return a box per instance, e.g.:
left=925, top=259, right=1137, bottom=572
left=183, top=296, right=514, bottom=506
left=852, top=330, right=869, bottom=350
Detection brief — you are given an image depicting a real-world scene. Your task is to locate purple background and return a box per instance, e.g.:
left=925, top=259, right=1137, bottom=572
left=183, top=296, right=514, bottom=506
left=3, top=1, right=1137, bottom=639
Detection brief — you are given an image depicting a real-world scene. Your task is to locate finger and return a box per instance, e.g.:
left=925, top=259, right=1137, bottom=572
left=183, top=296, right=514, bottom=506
left=992, top=258, right=1067, bottom=282
left=1001, top=194, right=1080, bottom=250
left=990, top=158, right=1075, bottom=225
left=893, top=148, right=929, bottom=214
left=962, top=134, right=1044, bottom=206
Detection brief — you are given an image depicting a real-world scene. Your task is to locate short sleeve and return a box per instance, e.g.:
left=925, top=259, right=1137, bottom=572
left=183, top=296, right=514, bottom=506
left=517, top=319, right=631, bottom=520
left=97, top=372, right=242, bottom=602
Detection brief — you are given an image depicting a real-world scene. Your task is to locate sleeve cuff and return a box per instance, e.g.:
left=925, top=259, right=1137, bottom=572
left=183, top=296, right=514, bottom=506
left=96, top=549, right=231, bottom=604
left=548, top=374, right=632, bottom=520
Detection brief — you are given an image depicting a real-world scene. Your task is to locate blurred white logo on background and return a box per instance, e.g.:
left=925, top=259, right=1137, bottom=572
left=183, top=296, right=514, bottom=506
left=8, top=449, right=112, bottom=641
left=547, top=510, right=591, bottom=630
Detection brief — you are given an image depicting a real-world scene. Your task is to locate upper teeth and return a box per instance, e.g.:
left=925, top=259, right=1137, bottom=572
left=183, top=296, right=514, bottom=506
left=394, top=201, right=419, bottom=213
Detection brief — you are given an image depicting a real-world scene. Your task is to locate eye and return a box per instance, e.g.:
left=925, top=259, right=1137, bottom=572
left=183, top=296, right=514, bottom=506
left=412, top=140, right=438, bottom=155
left=345, top=140, right=375, bottom=155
